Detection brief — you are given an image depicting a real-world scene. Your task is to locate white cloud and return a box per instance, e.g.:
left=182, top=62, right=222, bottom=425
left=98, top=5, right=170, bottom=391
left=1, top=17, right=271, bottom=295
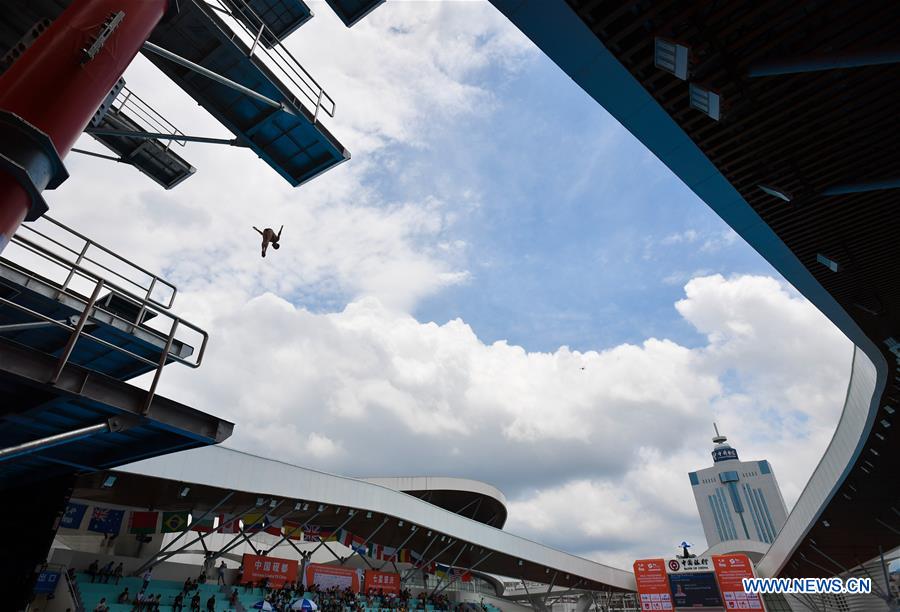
left=149, top=273, right=851, bottom=567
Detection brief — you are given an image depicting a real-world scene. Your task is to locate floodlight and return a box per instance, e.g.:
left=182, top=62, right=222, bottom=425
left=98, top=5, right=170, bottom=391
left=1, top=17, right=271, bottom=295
left=758, top=184, right=791, bottom=202
left=869, top=448, right=879, bottom=456
left=821, top=520, right=831, bottom=527
left=816, top=253, right=840, bottom=272
left=295, top=502, right=303, bottom=511
left=318, top=504, right=325, bottom=512
left=270, top=499, right=277, bottom=508
left=654, top=38, right=688, bottom=80
left=303, top=503, right=309, bottom=511
left=179, top=486, right=190, bottom=498
left=689, top=83, right=720, bottom=120
left=256, top=497, right=265, bottom=506
left=366, top=511, right=372, bottom=519
left=881, top=419, right=891, bottom=429
left=518, top=560, right=523, bottom=567
left=101, top=475, right=117, bottom=489
left=398, top=521, right=404, bottom=527
left=884, top=406, right=895, bottom=415
left=427, top=531, right=432, bottom=537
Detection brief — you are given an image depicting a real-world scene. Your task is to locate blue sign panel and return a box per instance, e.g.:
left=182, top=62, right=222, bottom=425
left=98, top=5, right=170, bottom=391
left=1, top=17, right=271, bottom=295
left=668, top=572, right=723, bottom=608
left=34, top=570, right=60, bottom=594
left=712, top=447, right=739, bottom=462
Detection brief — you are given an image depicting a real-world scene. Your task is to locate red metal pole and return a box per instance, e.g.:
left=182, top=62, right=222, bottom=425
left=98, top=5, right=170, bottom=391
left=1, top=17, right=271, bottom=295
left=0, top=0, right=169, bottom=251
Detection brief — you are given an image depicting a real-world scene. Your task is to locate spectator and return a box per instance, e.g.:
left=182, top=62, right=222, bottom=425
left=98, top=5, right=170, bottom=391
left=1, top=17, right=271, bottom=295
left=217, top=559, right=228, bottom=585
left=229, top=589, right=239, bottom=607
left=198, top=571, right=207, bottom=585
left=87, top=559, right=99, bottom=583
left=150, top=594, right=162, bottom=612
left=117, top=587, right=130, bottom=603
left=173, top=592, right=185, bottom=612
left=183, top=576, right=193, bottom=593
left=113, top=562, right=124, bottom=584
left=206, top=594, right=216, bottom=612
left=133, top=590, right=146, bottom=612
left=142, top=568, right=153, bottom=592
left=94, top=598, right=109, bottom=612
left=100, top=560, right=114, bottom=583
left=190, top=592, right=201, bottom=612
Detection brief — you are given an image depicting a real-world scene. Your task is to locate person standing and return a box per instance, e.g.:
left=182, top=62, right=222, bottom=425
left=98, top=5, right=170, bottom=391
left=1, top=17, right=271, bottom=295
left=141, top=568, right=153, bottom=592
left=217, top=560, right=228, bottom=586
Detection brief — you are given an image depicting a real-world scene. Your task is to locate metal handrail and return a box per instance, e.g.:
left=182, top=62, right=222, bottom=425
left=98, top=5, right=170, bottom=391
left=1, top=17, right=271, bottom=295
left=14, top=215, right=177, bottom=309
left=112, top=85, right=189, bottom=148
left=2, top=220, right=209, bottom=410
left=201, top=0, right=337, bottom=119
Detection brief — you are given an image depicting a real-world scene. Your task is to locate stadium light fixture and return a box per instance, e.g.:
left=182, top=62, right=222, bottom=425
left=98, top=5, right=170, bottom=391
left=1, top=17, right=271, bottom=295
left=269, top=499, right=277, bottom=508
left=689, top=83, right=720, bottom=121
left=427, top=531, right=432, bottom=537
left=545, top=568, right=550, bottom=574
left=816, top=253, right=840, bottom=272
left=822, top=520, right=831, bottom=527
left=398, top=520, right=403, bottom=527
left=101, top=475, right=116, bottom=488
left=256, top=497, right=265, bottom=506
left=179, top=486, right=190, bottom=498
left=884, top=406, right=895, bottom=415
left=366, top=511, right=372, bottom=519
left=302, top=503, right=309, bottom=511
left=758, top=184, right=792, bottom=202
left=654, top=38, right=689, bottom=80
left=517, top=560, right=523, bottom=567
left=295, top=502, right=303, bottom=511
left=318, top=504, right=325, bottom=512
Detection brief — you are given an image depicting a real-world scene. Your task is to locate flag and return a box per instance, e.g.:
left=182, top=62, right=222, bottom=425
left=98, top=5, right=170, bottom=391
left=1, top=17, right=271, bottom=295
left=87, top=507, right=125, bottom=534
left=60, top=503, right=88, bottom=530
left=218, top=514, right=241, bottom=534
left=190, top=514, right=215, bottom=533
left=243, top=512, right=266, bottom=533
left=283, top=520, right=303, bottom=540
left=129, top=511, right=158, bottom=535
left=340, top=530, right=367, bottom=554
left=161, top=511, right=189, bottom=533
left=303, top=525, right=336, bottom=542
left=264, top=517, right=282, bottom=537
left=366, top=543, right=384, bottom=560
left=452, top=568, right=473, bottom=583
left=396, top=549, right=412, bottom=564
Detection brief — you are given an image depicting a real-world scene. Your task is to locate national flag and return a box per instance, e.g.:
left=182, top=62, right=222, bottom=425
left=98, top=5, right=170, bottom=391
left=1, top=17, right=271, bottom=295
left=283, top=520, right=303, bottom=540
left=87, top=507, right=125, bottom=534
left=264, top=517, right=282, bottom=537
left=60, top=502, right=88, bottom=530
left=452, top=568, right=473, bottom=583
left=396, top=549, right=412, bottom=564
left=366, top=543, right=384, bottom=560
left=129, top=511, right=159, bottom=535
left=243, top=512, right=266, bottom=533
left=161, top=511, right=189, bottom=533
left=218, top=514, right=241, bottom=534
left=303, top=525, right=336, bottom=542
left=190, top=514, right=215, bottom=532
left=340, top=530, right=367, bottom=554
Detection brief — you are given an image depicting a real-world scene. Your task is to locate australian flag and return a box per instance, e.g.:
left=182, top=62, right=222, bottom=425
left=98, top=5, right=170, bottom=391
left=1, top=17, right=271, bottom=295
left=87, top=506, right=125, bottom=534
left=60, top=502, right=88, bottom=529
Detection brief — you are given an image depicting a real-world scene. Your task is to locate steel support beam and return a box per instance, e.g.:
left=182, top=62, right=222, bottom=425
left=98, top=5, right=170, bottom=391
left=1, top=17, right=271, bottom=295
left=0, top=422, right=108, bottom=462
left=85, top=127, right=242, bottom=147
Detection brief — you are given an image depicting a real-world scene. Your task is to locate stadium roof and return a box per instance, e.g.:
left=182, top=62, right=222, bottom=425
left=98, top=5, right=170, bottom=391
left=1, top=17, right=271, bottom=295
left=489, top=0, right=900, bottom=579
left=80, top=445, right=637, bottom=592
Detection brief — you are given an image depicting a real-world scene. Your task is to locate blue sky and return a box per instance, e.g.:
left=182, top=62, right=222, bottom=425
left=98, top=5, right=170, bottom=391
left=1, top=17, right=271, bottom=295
left=397, top=45, right=775, bottom=353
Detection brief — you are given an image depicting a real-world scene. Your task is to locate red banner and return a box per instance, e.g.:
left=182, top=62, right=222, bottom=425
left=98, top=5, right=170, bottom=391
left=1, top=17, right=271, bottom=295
left=364, top=570, right=401, bottom=594
left=306, top=563, right=361, bottom=592
left=712, top=554, right=763, bottom=610
left=633, top=558, right=673, bottom=611
left=241, top=554, right=298, bottom=588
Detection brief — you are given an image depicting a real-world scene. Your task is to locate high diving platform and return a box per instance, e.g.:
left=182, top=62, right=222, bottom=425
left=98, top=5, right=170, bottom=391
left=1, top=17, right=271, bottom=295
left=0, top=216, right=233, bottom=490
left=143, top=0, right=350, bottom=187
left=324, top=0, right=387, bottom=28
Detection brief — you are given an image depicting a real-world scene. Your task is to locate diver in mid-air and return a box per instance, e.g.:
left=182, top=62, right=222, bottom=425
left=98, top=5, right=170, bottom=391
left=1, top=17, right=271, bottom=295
left=253, top=225, right=283, bottom=257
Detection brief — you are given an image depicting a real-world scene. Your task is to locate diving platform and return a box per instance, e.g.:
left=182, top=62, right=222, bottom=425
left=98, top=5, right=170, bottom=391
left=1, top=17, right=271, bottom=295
left=144, top=0, right=350, bottom=187
left=0, top=216, right=232, bottom=489
left=87, top=81, right=196, bottom=190
left=229, top=0, right=314, bottom=47
left=323, top=0, right=386, bottom=27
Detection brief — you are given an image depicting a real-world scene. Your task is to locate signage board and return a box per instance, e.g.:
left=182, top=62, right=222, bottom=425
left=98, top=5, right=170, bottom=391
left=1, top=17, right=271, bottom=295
left=668, top=572, right=723, bottom=609
left=241, top=554, right=298, bottom=588
left=633, top=558, right=674, bottom=611
left=34, top=570, right=60, bottom=594
left=365, top=570, right=401, bottom=594
left=713, top=447, right=739, bottom=462
left=306, top=562, right=362, bottom=592
left=712, top=554, right=763, bottom=610
left=666, top=557, right=713, bottom=574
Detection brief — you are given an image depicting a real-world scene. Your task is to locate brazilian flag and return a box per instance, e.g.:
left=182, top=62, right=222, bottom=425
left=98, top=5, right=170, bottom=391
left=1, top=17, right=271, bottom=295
left=161, top=511, right=189, bottom=533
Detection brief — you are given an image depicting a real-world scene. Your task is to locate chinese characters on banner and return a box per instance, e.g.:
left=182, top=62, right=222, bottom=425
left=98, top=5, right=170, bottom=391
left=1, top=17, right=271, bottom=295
left=633, top=558, right=673, bottom=611
left=364, top=570, right=401, bottom=594
left=306, top=563, right=362, bottom=592
left=712, top=554, right=763, bottom=610
left=241, top=554, right=299, bottom=588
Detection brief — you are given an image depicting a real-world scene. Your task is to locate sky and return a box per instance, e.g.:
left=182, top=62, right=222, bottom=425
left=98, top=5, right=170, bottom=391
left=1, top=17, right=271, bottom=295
left=36, top=0, right=854, bottom=570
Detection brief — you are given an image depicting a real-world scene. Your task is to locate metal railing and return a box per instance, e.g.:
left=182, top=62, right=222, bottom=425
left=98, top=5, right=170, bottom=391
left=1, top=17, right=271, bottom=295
left=1, top=217, right=208, bottom=412
left=201, top=0, right=337, bottom=120
left=111, top=84, right=188, bottom=149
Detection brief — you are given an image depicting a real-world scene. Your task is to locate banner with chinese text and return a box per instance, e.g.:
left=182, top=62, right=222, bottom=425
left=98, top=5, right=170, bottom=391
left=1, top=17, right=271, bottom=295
left=306, top=562, right=361, bottom=592
left=712, top=554, right=763, bottom=610
left=241, top=554, right=299, bottom=588
left=633, top=558, right=673, bottom=611
left=364, top=570, right=401, bottom=594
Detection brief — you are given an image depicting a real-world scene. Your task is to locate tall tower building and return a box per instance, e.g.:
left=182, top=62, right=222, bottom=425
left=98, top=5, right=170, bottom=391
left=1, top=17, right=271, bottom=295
left=688, top=425, right=789, bottom=548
